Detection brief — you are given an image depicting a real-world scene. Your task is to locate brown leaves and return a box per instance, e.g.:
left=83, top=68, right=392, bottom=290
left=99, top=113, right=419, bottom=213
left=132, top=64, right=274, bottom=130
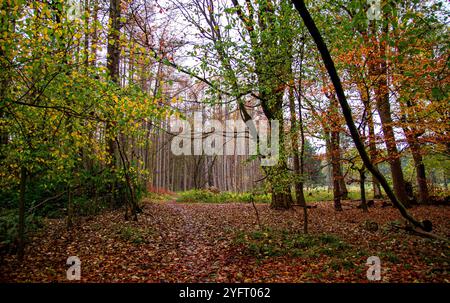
left=0, top=199, right=449, bottom=282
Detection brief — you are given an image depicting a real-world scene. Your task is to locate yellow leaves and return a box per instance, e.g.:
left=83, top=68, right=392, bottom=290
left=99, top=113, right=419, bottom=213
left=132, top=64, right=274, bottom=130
left=70, top=131, right=82, bottom=141
left=40, top=27, right=51, bottom=42
left=43, top=6, right=51, bottom=19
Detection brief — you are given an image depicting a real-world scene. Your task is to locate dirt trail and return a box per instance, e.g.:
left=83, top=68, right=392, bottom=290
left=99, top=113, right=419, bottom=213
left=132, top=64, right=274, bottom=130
left=161, top=201, right=219, bottom=281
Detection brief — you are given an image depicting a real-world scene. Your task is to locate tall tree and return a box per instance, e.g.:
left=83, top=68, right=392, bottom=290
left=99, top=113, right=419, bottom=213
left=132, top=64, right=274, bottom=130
left=370, top=14, right=411, bottom=207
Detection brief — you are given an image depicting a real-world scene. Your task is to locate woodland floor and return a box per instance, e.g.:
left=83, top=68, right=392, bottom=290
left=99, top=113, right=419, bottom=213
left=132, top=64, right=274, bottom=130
left=1, top=199, right=449, bottom=283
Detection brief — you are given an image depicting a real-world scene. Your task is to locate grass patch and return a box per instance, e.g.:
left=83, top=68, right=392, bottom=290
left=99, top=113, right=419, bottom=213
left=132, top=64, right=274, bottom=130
left=235, top=228, right=351, bottom=259
left=378, top=251, right=400, bottom=263
left=117, top=225, right=154, bottom=245
left=172, top=185, right=384, bottom=206
left=304, top=185, right=375, bottom=202
left=176, top=186, right=376, bottom=204
left=176, top=189, right=271, bottom=204
left=146, top=191, right=174, bottom=201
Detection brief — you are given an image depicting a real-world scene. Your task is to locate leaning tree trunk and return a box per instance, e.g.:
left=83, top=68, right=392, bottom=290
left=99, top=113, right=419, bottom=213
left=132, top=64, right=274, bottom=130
left=291, top=0, right=431, bottom=232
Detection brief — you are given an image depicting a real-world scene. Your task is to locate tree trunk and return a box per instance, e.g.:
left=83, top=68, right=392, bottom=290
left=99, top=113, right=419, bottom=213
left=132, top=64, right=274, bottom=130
left=339, top=166, right=349, bottom=200
left=271, top=190, right=293, bottom=209
left=83, top=0, right=90, bottom=67
left=331, top=130, right=343, bottom=211
left=410, top=140, right=429, bottom=204
left=359, top=168, right=368, bottom=212
left=325, top=90, right=344, bottom=211
left=106, top=0, right=120, bottom=205
left=368, top=112, right=383, bottom=199
left=400, top=100, right=429, bottom=204
left=67, top=184, right=74, bottom=229
left=357, top=75, right=383, bottom=199
left=375, top=74, right=411, bottom=207
left=297, top=71, right=308, bottom=232
left=90, top=0, right=98, bottom=67
left=107, top=0, right=120, bottom=83
left=289, top=87, right=306, bottom=206
left=372, top=19, right=410, bottom=207
left=18, top=166, right=26, bottom=261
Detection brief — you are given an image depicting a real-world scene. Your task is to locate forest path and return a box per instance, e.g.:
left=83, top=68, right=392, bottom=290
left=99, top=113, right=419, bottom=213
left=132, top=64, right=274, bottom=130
left=154, top=201, right=232, bottom=282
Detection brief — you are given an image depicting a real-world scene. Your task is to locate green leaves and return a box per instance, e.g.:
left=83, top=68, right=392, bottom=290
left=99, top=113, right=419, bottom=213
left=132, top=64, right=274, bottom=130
left=431, top=87, right=445, bottom=101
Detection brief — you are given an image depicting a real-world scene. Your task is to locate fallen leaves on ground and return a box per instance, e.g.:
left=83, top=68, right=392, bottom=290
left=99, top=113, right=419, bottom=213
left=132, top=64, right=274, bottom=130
left=1, top=199, right=449, bottom=282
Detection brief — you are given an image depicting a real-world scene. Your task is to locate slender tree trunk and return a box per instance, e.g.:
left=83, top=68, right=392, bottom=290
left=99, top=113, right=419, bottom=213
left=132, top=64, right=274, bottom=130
left=0, top=2, right=14, bottom=149
left=368, top=111, right=383, bottom=198
left=289, top=87, right=306, bottom=206
left=331, top=129, right=343, bottom=211
left=409, top=137, right=429, bottom=203
left=400, top=99, right=429, bottom=204
left=325, top=90, right=344, bottom=211
left=116, top=138, right=138, bottom=221
left=297, top=74, right=308, bottom=233
left=106, top=0, right=121, bottom=205
left=90, top=0, right=98, bottom=67
left=67, top=184, right=74, bottom=229
left=339, top=165, right=348, bottom=200
left=359, top=168, right=368, bottom=212
left=357, top=79, right=383, bottom=199
left=84, top=0, right=90, bottom=67
left=107, top=0, right=121, bottom=83
left=18, top=166, right=26, bottom=261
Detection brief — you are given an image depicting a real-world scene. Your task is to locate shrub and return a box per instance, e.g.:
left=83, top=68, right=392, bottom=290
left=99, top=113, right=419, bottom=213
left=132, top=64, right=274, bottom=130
left=0, top=209, right=44, bottom=253
left=176, top=189, right=271, bottom=204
